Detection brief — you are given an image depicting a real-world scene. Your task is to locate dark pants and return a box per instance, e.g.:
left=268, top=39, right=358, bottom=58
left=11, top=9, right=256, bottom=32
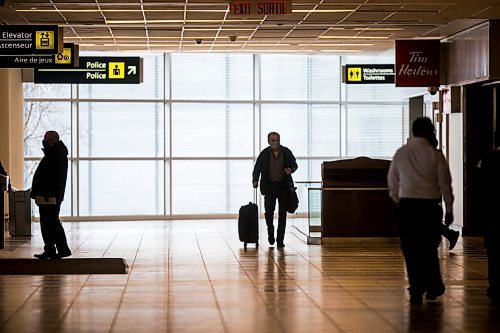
left=39, top=204, right=70, bottom=255
left=398, top=198, right=444, bottom=298
left=484, top=223, right=500, bottom=300
left=264, top=182, right=289, bottom=244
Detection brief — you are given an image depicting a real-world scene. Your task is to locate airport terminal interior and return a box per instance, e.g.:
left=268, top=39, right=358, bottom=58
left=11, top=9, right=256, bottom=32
left=1, top=0, right=500, bottom=332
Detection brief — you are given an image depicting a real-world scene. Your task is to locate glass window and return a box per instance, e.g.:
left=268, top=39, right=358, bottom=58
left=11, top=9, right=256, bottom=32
left=24, top=102, right=72, bottom=158
left=23, top=82, right=71, bottom=99
left=79, top=160, right=166, bottom=216
left=261, top=55, right=308, bottom=101
left=171, top=103, right=253, bottom=157
left=171, top=53, right=253, bottom=100
left=172, top=160, right=253, bottom=214
left=346, top=104, right=404, bottom=158
left=79, top=102, right=165, bottom=157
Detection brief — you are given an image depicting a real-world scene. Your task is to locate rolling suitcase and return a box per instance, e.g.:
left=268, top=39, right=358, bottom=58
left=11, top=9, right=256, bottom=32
left=238, top=189, right=259, bottom=248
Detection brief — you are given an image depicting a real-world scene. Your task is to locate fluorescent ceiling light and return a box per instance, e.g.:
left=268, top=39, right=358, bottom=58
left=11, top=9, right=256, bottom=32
left=319, top=35, right=389, bottom=39
left=298, top=43, right=373, bottom=46
left=106, top=19, right=261, bottom=24
left=292, top=9, right=354, bottom=13
left=16, top=9, right=228, bottom=13
left=184, top=28, right=254, bottom=31
left=321, top=49, right=362, bottom=52
left=330, top=27, right=403, bottom=31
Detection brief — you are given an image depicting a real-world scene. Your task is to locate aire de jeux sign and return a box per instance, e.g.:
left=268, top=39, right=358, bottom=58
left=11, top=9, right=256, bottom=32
left=395, top=39, right=440, bottom=87
left=230, top=0, right=292, bottom=15
left=0, top=43, right=79, bottom=68
left=34, top=56, right=143, bottom=84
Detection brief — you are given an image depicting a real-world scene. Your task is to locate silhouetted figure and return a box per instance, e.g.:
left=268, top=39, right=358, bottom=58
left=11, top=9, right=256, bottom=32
left=428, top=134, right=460, bottom=250
left=478, top=130, right=500, bottom=304
left=30, top=131, right=71, bottom=259
left=388, top=117, right=454, bottom=305
left=0, top=161, right=6, bottom=176
left=252, top=132, right=297, bottom=248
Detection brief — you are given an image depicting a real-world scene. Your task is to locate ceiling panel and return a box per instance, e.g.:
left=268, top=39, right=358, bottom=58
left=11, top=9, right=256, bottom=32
left=0, top=0, right=498, bottom=54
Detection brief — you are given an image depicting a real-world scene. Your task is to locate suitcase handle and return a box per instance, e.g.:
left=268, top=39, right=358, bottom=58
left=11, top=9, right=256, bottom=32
left=254, top=188, right=258, bottom=205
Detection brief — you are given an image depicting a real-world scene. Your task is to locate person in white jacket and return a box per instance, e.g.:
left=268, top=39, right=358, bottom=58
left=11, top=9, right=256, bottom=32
left=388, top=117, right=454, bottom=305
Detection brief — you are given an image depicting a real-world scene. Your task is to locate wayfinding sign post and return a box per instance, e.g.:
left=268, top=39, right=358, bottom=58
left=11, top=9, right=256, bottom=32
left=0, top=43, right=79, bottom=68
left=34, top=56, right=143, bottom=84
left=0, top=25, right=63, bottom=55
left=344, top=64, right=395, bottom=84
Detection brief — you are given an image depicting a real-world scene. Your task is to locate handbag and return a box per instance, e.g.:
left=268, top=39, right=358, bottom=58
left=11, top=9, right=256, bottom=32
left=287, top=187, right=299, bottom=214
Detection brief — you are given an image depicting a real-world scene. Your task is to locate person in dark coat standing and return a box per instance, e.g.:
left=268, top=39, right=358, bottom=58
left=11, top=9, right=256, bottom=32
left=30, top=131, right=71, bottom=259
left=252, top=132, right=297, bottom=248
left=478, top=130, right=500, bottom=304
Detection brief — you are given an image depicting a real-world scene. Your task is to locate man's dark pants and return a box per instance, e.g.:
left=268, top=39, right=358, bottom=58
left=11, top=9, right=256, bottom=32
left=484, top=223, right=500, bottom=301
left=398, top=198, right=444, bottom=298
left=39, top=204, right=70, bottom=255
left=264, top=182, right=289, bottom=244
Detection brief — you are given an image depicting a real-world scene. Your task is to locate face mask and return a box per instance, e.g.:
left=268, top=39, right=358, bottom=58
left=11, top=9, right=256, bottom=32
left=42, top=140, right=51, bottom=149
left=270, top=142, right=279, bottom=149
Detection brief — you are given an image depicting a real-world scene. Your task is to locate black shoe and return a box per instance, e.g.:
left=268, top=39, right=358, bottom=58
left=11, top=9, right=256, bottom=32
left=426, top=286, right=445, bottom=301
left=448, top=230, right=459, bottom=250
left=56, top=250, right=72, bottom=259
left=267, top=227, right=275, bottom=245
left=410, top=295, right=423, bottom=305
left=277, top=243, right=285, bottom=248
left=34, top=252, right=57, bottom=259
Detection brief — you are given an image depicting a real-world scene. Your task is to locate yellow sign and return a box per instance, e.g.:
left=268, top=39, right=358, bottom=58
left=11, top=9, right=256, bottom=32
left=35, top=31, right=54, bottom=50
left=347, top=67, right=362, bottom=82
left=108, top=62, right=125, bottom=79
left=54, top=47, right=72, bottom=64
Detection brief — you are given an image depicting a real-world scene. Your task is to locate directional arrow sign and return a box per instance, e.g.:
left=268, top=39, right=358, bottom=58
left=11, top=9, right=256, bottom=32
left=34, top=56, right=143, bottom=84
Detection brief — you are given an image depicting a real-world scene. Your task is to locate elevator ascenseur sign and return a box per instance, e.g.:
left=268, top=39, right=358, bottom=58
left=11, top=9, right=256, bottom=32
left=0, top=25, right=63, bottom=55
left=34, top=56, right=143, bottom=84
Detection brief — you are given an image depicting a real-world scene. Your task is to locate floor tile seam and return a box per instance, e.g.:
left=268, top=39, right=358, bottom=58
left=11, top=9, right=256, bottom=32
left=193, top=223, right=230, bottom=333
left=0, top=284, right=44, bottom=329
left=287, top=243, right=402, bottom=333
left=109, top=225, right=148, bottom=333
left=256, top=242, right=349, bottom=333
left=218, top=229, right=292, bottom=333
left=2, top=226, right=101, bottom=331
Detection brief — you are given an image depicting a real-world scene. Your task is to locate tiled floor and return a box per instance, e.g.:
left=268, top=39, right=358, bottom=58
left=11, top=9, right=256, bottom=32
left=0, top=219, right=498, bottom=333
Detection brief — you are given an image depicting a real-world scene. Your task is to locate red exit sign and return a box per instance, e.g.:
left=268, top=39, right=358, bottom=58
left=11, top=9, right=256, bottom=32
left=230, top=0, right=292, bottom=15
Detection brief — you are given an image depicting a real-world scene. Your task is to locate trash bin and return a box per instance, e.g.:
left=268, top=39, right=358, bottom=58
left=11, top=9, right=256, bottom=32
left=8, top=189, right=32, bottom=237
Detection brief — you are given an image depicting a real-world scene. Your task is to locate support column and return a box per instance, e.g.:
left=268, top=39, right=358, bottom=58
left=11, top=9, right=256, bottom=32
left=0, top=69, right=25, bottom=246
left=0, top=68, right=24, bottom=189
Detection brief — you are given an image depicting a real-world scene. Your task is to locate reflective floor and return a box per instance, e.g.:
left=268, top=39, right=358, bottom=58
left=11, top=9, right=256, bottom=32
left=0, top=219, right=498, bottom=333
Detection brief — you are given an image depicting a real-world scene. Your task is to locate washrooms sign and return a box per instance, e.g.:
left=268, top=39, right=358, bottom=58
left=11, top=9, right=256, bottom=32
left=0, top=25, right=63, bottom=55
left=34, top=56, right=143, bottom=84
left=344, top=64, right=395, bottom=84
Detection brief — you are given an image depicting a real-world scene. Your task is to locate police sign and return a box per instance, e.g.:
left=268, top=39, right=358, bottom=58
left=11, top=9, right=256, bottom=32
left=34, top=56, right=143, bottom=84
left=0, top=25, right=63, bottom=55
left=344, top=64, right=395, bottom=84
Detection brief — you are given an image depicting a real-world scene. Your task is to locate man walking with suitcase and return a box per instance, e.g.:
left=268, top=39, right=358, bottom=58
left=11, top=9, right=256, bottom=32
left=252, top=132, right=297, bottom=248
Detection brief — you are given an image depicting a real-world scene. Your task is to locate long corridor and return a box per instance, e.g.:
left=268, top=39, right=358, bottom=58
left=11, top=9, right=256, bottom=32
left=0, top=220, right=497, bottom=333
